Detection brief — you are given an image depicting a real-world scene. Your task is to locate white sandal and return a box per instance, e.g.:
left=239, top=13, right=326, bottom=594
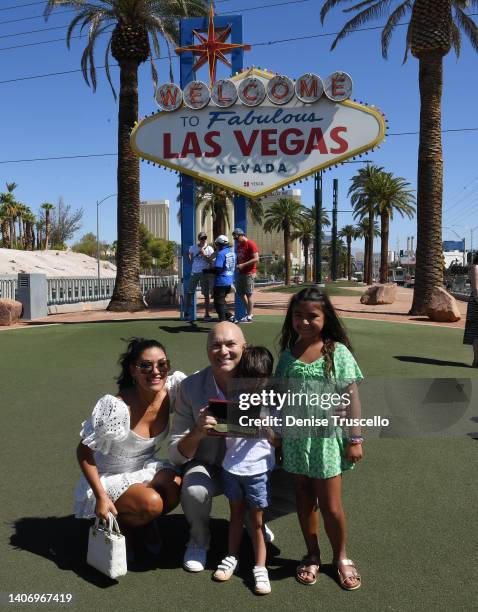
left=213, top=555, right=238, bottom=581
left=253, top=565, right=271, bottom=595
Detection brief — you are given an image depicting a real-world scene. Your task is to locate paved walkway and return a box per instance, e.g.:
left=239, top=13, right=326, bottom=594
left=2, top=285, right=467, bottom=330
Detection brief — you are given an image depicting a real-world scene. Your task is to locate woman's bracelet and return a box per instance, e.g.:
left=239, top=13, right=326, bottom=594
left=348, top=435, right=364, bottom=445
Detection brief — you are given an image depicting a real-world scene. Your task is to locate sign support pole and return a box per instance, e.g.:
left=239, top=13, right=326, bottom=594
left=178, top=13, right=246, bottom=321
left=314, top=172, right=324, bottom=286
left=331, top=178, right=338, bottom=281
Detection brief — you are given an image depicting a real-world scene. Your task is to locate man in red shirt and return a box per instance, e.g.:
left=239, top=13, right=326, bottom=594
left=232, top=228, right=259, bottom=323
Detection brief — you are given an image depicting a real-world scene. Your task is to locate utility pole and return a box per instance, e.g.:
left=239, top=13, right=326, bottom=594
left=314, top=172, right=324, bottom=285
left=331, top=178, right=338, bottom=281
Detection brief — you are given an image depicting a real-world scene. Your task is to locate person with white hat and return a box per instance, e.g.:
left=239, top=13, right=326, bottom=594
left=211, top=235, right=236, bottom=322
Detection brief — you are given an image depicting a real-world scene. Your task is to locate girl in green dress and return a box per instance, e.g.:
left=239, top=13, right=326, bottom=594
left=275, top=287, right=363, bottom=590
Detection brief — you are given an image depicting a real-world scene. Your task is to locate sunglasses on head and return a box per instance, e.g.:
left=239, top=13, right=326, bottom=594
left=134, top=359, right=170, bottom=373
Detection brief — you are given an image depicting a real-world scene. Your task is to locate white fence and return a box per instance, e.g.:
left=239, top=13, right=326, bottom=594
left=0, top=275, right=178, bottom=306
left=0, top=276, right=16, bottom=300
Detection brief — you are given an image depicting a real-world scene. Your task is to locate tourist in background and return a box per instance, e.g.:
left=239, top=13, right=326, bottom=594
left=211, top=235, right=236, bottom=322
left=233, top=228, right=259, bottom=323
left=463, top=252, right=478, bottom=366
left=184, top=232, right=214, bottom=321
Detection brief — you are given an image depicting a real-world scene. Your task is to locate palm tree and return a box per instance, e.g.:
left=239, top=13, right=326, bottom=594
left=0, top=207, right=9, bottom=248
left=263, top=198, right=306, bottom=285
left=351, top=168, right=416, bottom=283
left=195, top=181, right=233, bottom=237
left=45, top=0, right=208, bottom=311
left=349, top=165, right=384, bottom=284
left=321, top=1, right=478, bottom=311
left=338, top=224, right=357, bottom=281
left=1, top=183, right=19, bottom=249
left=41, top=202, right=55, bottom=250
left=355, top=218, right=380, bottom=283
left=292, top=215, right=315, bottom=283
left=23, top=211, right=36, bottom=251
left=375, top=173, right=415, bottom=283
left=35, top=219, right=44, bottom=250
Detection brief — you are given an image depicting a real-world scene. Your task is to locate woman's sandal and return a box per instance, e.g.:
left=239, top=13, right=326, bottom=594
left=335, top=558, right=361, bottom=591
left=296, top=555, right=320, bottom=586
left=253, top=565, right=271, bottom=595
left=213, top=556, right=238, bottom=581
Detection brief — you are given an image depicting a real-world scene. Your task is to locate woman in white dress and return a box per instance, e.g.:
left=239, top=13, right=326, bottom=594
left=74, top=338, right=185, bottom=551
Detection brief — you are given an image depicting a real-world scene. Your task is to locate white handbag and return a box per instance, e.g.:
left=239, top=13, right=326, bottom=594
left=87, top=513, right=127, bottom=579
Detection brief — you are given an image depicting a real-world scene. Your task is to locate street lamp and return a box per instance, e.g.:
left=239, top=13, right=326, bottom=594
left=96, top=193, right=117, bottom=290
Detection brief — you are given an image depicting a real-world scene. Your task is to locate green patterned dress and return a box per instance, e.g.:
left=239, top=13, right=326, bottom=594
left=275, top=342, right=363, bottom=479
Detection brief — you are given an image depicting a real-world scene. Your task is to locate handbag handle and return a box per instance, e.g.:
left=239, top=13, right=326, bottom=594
left=94, top=512, right=123, bottom=536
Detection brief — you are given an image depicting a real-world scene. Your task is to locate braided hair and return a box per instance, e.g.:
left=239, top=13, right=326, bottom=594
left=279, top=287, right=353, bottom=377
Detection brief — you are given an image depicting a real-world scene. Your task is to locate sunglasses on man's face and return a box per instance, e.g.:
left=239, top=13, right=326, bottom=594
left=134, top=359, right=170, bottom=373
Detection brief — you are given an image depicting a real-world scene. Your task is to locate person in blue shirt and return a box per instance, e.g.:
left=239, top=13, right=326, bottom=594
left=212, top=235, right=236, bottom=322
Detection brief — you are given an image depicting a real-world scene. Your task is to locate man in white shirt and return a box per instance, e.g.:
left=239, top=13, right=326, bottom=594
left=184, top=232, right=215, bottom=321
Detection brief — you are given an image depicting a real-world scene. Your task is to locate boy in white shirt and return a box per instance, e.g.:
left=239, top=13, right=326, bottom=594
left=185, top=232, right=214, bottom=321
left=213, top=346, right=277, bottom=595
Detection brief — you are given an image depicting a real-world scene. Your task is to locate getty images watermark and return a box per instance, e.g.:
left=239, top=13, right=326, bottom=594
left=236, top=388, right=389, bottom=429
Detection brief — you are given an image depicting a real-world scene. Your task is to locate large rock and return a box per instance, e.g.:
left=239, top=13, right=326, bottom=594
left=360, top=283, right=397, bottom=305
left=426, top=287, right=461, bottom=322
left=0, top=298, right=22, bottom=326
left=144, top=285, right=177, bottom=307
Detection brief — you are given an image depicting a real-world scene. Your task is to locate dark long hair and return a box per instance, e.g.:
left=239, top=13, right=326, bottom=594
left=116, top=338, right=168, bottom=391
left=279, top=287, right=352, bottom=376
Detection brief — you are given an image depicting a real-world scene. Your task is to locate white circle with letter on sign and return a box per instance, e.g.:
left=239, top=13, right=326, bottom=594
left=183, top=81, right=211, bottom=109
left=238, top=77, right=266, bottom=107
left=267, top=75, right=295, bottom=105
left=295, top=73, right=324, bottom=104
left=155, top=83, right=183, bottom=111
left=324, top=72, right=353, bottom=102
left=211, top=79, right=238, bottom=108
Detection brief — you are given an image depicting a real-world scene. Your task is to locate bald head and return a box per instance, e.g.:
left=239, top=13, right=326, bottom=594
left=207, top=321, right=245, bottom=347
left=207, top=322, right=246, bottom=381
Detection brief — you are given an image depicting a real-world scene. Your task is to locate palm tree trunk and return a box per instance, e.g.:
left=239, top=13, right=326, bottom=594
left=380, top=211, right=390, bottom=283
left=284, top=224, right=291, bottom=285
left=347, top=236, right=352, bottom=280
left=108, top=59, right=145, bottom=312
left=367, top=208, right=374, bottom=284
left=363, top=236, right=369, bottom=283
left=213, top=213, right=226, bottom=238
left=410, top=52, right=444, bottom=314
left=45, top=214, right=50, bottom=250
left=303, top=238, right=310, bottom=283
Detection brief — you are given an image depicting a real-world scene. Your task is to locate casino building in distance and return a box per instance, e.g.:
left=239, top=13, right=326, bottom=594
left=140, top=200, right=170, bottom=240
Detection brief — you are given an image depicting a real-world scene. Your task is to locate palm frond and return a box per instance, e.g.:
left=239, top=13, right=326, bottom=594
left=451, top=20, right=461, bottom=56
left=104, top=36, right=116, bottom=99
left=453, top=6, right=478, bottom=53
left=329, top=0, right=395, bottom=51
left=320, top=0, right=353, bottom=24
left=381, top=1, right=411, bottom=58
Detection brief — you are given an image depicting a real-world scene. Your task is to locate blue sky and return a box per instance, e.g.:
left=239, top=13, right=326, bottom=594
left=1, top=0, right=478, bottom=252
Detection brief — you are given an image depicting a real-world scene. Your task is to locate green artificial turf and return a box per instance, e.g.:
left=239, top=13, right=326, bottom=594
left=0, top=317, right=477, bottom=611
left=265, top=282, right=360, bottom=296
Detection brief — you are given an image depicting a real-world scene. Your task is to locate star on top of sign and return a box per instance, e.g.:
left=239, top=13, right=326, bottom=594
left=175, top=2, right=251, bottom=85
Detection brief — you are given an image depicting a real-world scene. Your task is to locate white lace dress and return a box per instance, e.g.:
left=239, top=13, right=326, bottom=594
left=73, top=371, right=185, bottom=519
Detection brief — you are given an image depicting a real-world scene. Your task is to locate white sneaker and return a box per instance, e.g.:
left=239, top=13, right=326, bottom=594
left=253, top=565, right=271, bottom=595
left=213, top=555, right=238, bottom=581
left=183, top=544, right=207, bottom=572
left=239, top=316, right=251, bottom=323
